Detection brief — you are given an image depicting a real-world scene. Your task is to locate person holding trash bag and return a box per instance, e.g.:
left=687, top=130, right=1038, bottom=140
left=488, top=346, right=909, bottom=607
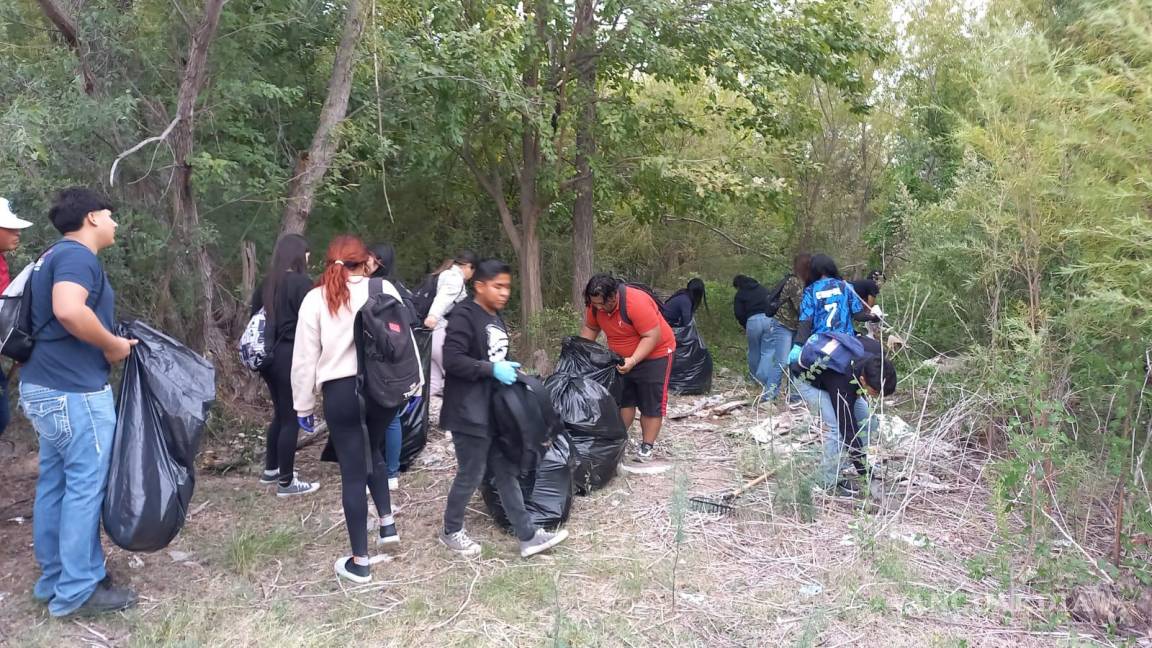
left=292, top=235, right=413, bottom=584
left=369, top=242, right=415, bottom=490
left=417, top=250, right=476, bottom=398
left=251, top=234, right=319, bottom=496
left=580, top=274, right=676, bottom=463
left=19, top=187, right=138, bottom=617
left=439, top=259, right=570, bottom=558
left=661, top=278, right=706, bottom=328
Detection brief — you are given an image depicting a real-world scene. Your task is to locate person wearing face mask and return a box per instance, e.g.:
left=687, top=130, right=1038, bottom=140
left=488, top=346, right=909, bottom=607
left=292, top=235, right=410, bottom=584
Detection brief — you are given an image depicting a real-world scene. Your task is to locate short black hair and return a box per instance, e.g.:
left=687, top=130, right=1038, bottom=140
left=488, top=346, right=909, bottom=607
left=473, top=258, right=512, bottom=283
left=583, top=273, right=619, bottom=306
left=49, top=187, right=114, bottom=235
left=455, top=250, right=478, bottom=267
left=809, top=254, right=841, bottom=280
left=857, top=357, right=897, bottom=397
left=732, top=274, right=757, bottom=289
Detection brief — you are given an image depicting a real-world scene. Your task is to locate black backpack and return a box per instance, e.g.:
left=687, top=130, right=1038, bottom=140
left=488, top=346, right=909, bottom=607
left=354, top=278, right=424, bottom=409
left=617, top=282, right=664, bottom=327
left=492, top=374, right=564, bottom=475
left=408, top=272, right=441, bottom=321
left=763, top=273, right=792, bottom=318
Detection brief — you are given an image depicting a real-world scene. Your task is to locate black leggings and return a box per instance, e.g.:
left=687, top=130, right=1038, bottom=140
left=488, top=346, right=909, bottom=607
left=260, top=343, right=299, bottom=486
left=322, top=377, right=399, bottom=558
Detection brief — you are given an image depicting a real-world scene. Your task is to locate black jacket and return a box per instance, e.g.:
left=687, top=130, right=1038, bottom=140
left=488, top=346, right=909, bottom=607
left=251, top=272, right=312, bottom=346
left=733, top=279, right=771, bottom=328
left=439, top=299, right=510, bottom=437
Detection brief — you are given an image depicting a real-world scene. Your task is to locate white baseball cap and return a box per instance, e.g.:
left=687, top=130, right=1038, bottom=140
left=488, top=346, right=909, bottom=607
left=0, top=198, right=32, bottom=230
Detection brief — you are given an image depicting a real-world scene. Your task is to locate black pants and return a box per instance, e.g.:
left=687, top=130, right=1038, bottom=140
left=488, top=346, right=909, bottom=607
left=260, top=343, right=299, bottom=485
left=813, top=368, right=868, bottom=476
left=443, top=433, right=536, bottom=541
left=322, top=377, right=399, bottom=558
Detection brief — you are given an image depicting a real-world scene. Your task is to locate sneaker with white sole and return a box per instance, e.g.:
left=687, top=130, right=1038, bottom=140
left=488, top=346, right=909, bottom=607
left=260, top=469, right=298, bottom=485
left=439, top=529, right=482, bottom=557
left=276, top=478, right=320, bottom=497
left=334, top=557, right=371, bottom=584
left=519, top=528, right=569, bottom=558
left=636, top=442, right=654, bottom=462
left=388, top=477, right=399, bottom=491
left=378, top=522, right=400, bottom=547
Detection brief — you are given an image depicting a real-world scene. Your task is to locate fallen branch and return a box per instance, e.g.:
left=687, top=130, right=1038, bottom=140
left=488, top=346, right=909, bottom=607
left=109, top=117, right=179, bottom=186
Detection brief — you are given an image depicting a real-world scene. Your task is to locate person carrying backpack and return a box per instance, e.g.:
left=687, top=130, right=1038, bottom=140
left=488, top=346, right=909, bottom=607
left=439, top=259, right=569, bottom=558
left=292, top=235, right=413, bottom=584
left=369, top=242, right=414, bottom=490
left=580, top=273, right=676, bottom=463
left=250, top=234, right=318, bottom=497
left=417, top=251, right=476, bottom=398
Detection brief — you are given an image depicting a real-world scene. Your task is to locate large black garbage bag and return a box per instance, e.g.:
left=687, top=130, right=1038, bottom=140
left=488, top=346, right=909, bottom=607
left=399, top=328, right=433, bottom=470
left=103, top=321, right=215, bottom=552
left=570, top=435, right=627, bottom=494
left=482, top=427, right=577, bottom=531
left=544, top=373, right=627, bottom=493
left=553, top=336, right=623, bottom=403
left=668, top=323, right=713, bottom=395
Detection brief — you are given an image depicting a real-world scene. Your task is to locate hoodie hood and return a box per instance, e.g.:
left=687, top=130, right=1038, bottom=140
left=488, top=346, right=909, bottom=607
left=733, top=275, right=761, bottom=290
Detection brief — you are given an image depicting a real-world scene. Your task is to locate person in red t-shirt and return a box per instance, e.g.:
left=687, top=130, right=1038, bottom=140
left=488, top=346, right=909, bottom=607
left=0, top=197, right=32, bottom=439
left=579, top=274, right=676, bottom=462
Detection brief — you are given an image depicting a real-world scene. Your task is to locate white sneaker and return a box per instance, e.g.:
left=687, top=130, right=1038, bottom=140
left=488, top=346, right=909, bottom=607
left=388, top=477, right=399, bottom=491
left=439, top=529, right=482, bottom=557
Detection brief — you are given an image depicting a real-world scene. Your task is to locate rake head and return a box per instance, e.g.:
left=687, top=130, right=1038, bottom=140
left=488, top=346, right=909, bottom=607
left=688, top=496, right=736, bottom=516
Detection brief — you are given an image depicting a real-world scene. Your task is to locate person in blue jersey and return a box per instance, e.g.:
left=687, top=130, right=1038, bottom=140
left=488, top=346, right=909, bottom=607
left=791, top=254, right=878, bottom=352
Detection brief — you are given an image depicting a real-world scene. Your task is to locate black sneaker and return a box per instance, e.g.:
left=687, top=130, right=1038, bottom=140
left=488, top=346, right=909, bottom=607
left=69, top=583, right=137, bottom=617
left=835, top=479, right=861, bottom=497
left=377, top=523, right=400, bottom=548
left=636, top=442, right=654, bottom=462
left=334, top=557, right=371, bottom=584
left=258, top=469, right=279, bottom=485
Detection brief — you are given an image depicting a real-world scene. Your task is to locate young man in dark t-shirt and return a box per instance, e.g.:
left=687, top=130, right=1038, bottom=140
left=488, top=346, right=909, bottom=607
left=20, top=188, right=138, bottom=617
left=439, top=259, right=569, bottom=558
left=579, top=274, right=676, bottom=462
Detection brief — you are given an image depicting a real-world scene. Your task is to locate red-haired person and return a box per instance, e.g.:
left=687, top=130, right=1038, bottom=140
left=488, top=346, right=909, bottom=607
left=292, top=235, right=415, bottom=583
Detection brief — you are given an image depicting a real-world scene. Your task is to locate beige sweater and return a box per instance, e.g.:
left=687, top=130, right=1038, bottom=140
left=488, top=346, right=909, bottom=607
left=291, top=276, right=417, bottom=415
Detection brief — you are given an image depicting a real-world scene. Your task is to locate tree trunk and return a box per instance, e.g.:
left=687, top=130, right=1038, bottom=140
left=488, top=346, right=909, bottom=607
left=280, top=0, right=368, bottom=235
left=570, top=0, right=597, bottom=312
left=168, top=0, right=227, bottom=362
left=35, top=0, right=96, bottom=95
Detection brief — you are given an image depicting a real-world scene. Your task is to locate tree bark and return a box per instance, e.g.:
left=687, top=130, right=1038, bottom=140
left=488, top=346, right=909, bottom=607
left=280, top=0, right=368, bottom=235
left=169, top=0, right=227, bottom=361
left=570, top=0, right=597, bottom=311
left=35, top=0, right=96, bottom=95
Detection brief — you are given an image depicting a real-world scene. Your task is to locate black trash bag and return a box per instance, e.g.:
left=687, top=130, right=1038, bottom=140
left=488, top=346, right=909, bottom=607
left=544, top=373, right=627, bottom=493
left=570, top=434, right=627, bottom=495
left=482, top=427, right=577, bottom=531
left=553, top=336, right=623, bottom=402
left=544, top=374, right=626, bottom=440
left=103, top=321, right=215, bottom=552
left=668, top=323, right=713, bottom=395
left=399, top=327, right=433, bottom=470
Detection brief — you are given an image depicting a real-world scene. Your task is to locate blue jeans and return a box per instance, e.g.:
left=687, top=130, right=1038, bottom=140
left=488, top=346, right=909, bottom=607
left=746, top=314, right=773, bottom=386
left=385, top=410, right=402, bottom=478
left=762, top=319, right=795, bottom=399
left=794, top=378, right=876, bottom=488
left=20, top=382, right=116, bottom=617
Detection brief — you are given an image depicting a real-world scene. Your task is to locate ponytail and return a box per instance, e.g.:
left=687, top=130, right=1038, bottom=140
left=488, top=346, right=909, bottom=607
left=317, top=235, right=369, bottom=315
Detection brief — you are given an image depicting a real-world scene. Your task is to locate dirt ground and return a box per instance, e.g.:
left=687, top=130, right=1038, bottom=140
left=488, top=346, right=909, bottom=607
left=0, top=383, right=1120, bottom=647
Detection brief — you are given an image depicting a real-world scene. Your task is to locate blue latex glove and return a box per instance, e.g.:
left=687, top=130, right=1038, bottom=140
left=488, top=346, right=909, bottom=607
left=492, top=361, right=522, bottom=386
left=298, top=415, right=316, bottom=434
left=787, top=345, right=803, bottom=365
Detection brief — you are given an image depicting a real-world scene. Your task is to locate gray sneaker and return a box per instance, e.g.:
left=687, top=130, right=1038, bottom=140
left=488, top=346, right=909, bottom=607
left=519, top=528, right=569, bottom=558
left=276, top=478, right=320, bottom=497
left=439, top=529, right=482, bottom=557
left=636, top=442, right=654, bottom=462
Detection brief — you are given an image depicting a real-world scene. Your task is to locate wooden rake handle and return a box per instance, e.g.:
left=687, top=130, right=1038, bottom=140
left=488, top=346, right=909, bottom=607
left=726, top=471, right=774, bottom=499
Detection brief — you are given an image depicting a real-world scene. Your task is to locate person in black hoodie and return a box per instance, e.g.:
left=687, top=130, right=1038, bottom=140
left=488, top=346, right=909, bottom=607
left=251, top=234, right=319, bottom=496
left=732, top=275, right=776, bottom=388
left=438, top=259, right=570, bottom=558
